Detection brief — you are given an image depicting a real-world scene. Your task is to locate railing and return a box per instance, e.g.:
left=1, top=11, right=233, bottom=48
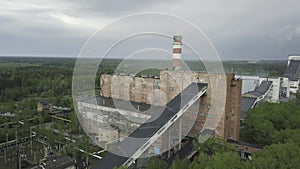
left=122, top=85, right=207, bottom=167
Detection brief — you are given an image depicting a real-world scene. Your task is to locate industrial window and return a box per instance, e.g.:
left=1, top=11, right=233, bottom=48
left=199, top=112, right=205, bottom=116
left=168, top=87, right=175, bottom=91
left=154, top=81, right=160, bottom=89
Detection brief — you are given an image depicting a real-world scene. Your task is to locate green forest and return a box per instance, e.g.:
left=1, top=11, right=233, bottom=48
left=0, top=57, right=297, bottom=169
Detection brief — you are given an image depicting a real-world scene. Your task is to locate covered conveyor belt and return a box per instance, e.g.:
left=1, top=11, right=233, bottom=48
left=91, top=83, right=208, bottom=169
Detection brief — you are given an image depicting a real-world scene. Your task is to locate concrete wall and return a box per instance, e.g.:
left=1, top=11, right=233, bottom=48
left=99, top=70, right=242, bottom=141
left=101, top=74, right=164, bottom=105
left=96, top=128, right=119, bottom=143
left=235, top=75, right=260, bottom=94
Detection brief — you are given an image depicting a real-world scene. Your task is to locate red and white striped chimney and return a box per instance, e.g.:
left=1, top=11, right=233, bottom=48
left=172, top=35, right=182, bottom=70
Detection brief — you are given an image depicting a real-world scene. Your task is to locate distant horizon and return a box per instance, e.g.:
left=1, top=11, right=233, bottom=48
left=0, top=55, right=289, bottom=61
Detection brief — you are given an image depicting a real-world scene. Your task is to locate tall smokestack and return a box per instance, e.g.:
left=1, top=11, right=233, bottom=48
left=172, top=35, right=182, bottom=70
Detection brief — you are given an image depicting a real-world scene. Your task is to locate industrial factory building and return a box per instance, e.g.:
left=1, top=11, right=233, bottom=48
left=78, top=35, right=242, bottom=157
left=99, top=71, right=242, bottom=141
left=284, top=55, right=300, bottom=94
left=237, top=55, right=300, bottom=123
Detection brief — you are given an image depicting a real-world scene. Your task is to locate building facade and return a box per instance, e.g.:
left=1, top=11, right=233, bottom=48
left=284, top=55, right=300, bottom=94
left=100, top=71, right=242, bottom=141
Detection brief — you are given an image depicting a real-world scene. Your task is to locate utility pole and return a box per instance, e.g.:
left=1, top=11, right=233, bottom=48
left=178, top=118, right=182, bottom=150
left=4, top=149, right=6, bottom=164
left=6, top=133, right=8, bottom=149
left=16, top=131, right=21, bottom=169
left=34, top=151, right=37, bottom=164
left=30, top=127, right=33, bottom=155
left=18, top=154, right=21, bottom=169
left=168, top=128, right=171, bottom=158
left=5, top=132, right=8, bottom=164
left=86, top=144, right=89, bottom=169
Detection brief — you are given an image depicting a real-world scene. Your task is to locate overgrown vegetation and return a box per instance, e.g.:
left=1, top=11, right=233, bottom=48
left=240, top=101, right=300, bottom=146
left=0, top=57, right=293, bottom=169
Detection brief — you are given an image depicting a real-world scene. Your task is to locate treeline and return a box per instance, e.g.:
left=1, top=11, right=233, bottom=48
left=0, top=66, right=73, bottom=102
left=222, top=61, right=286, bottom=77
left=0, top=58, right=124, bottom=102
left=185, top=60, right=286, bottom=77
left=1, top=58, right=286, bottom=103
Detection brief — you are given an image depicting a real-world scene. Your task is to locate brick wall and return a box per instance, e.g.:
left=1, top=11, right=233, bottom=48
left=99, top=70, right=242, bottom=140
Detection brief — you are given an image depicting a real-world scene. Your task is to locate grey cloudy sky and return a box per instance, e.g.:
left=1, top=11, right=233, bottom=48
left=0, top=0, right=300, bottom=60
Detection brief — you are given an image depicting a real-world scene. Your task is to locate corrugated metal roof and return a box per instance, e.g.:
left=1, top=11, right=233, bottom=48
left=244, top=81, right=272, bottom=97
left=240, top=81, right=272, bottom=119
left=240, top=97, right=256, bottom=119
left=284, top=60, right=300, bottom=81
left=81, top=96, right=163, bottom=116
left=256, top=81, right=272, bottom=94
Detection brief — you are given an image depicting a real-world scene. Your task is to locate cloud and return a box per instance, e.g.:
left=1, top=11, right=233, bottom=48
left=0, top=0, right=299, bottom=59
